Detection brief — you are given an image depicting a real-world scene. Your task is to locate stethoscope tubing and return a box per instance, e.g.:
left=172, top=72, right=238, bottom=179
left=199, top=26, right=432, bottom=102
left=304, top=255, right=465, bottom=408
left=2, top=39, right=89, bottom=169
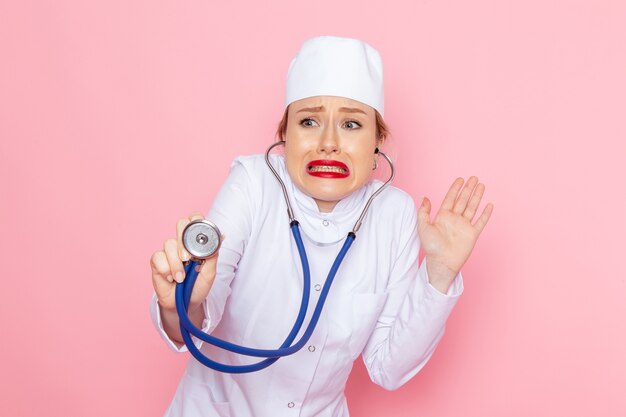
left=176, top=223, right=311, bottom=358
left=175, top=141, right=393, bottom=373
left=176, top=226, right=355, bottom=373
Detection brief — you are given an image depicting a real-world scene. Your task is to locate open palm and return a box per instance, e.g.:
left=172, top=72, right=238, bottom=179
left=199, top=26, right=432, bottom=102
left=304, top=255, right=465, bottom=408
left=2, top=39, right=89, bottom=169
left=417, top=177, right=494, bottom=285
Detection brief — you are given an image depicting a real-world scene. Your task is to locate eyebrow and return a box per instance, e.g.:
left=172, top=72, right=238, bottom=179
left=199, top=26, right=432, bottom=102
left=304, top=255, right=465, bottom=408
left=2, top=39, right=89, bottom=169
left=296, top=106, right=367, bottom=115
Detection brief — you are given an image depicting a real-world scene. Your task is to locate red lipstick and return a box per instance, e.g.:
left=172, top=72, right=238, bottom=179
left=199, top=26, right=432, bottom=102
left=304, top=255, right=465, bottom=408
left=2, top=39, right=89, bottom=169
left=307, top=160, right=350, bottom=178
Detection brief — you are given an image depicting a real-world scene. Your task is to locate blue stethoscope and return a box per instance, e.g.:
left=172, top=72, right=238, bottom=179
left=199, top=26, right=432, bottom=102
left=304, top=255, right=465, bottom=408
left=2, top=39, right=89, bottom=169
left=175, top=141, right=395, bottom=373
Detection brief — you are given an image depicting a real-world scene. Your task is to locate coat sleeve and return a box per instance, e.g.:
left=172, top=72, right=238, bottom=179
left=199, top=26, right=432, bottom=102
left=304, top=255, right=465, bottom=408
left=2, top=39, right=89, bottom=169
left=361, top=197, right=464, bottom=390
left=149, top=158, right=257, bottom=352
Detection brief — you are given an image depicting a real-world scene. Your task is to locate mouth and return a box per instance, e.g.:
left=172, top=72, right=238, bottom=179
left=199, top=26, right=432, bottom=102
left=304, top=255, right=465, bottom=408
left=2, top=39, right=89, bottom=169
left=307, top=159, right=350, bottom=178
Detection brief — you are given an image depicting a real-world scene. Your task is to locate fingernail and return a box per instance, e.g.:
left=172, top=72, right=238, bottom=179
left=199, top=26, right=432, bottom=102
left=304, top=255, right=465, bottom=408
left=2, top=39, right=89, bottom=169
left=180, top=251, right=189, bottom=262
left=175, top=271, right=184, bottom=283
left=167, top=274, right=173, bottom=283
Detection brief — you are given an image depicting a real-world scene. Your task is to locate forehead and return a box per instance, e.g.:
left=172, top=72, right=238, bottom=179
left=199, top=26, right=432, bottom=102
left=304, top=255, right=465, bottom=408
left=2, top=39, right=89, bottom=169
left=289, top=96, right=374, bottom=115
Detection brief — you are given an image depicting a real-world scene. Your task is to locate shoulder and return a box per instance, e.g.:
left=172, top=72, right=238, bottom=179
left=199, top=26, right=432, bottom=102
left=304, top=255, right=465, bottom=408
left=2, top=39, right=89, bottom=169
left=369, top=181, right=416, bottom=213
left=230, top=153, right=285, bottom=174
left=222, top=154, right=287, bottom=208
left=365, top=181, right=418, bottom=231
left=224, top=154, right=281, bottom=185
left=230, top=154, right=270, bottom=174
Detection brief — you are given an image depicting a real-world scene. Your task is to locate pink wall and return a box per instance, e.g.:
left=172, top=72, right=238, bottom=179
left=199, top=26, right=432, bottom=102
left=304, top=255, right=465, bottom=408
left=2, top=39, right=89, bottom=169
left=2, top=1, right=625, bottom=416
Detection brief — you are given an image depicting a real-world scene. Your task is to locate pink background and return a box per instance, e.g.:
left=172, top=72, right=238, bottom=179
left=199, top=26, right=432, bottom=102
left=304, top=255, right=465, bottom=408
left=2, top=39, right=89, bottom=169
left=2, top=1, right=625, bottom=416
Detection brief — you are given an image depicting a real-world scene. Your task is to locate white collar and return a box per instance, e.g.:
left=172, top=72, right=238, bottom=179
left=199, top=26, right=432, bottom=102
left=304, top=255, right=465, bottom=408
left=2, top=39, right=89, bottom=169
left=271, top=155, right=375, bottom=245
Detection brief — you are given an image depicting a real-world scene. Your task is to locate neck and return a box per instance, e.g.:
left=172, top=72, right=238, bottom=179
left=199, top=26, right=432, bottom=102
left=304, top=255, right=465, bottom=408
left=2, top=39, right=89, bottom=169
left=315, top=199, right=338, bottom=213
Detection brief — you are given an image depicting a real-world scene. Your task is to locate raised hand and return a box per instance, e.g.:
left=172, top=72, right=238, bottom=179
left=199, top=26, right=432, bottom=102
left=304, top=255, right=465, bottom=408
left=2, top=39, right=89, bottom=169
left=417, top=177, right=494, bottom=293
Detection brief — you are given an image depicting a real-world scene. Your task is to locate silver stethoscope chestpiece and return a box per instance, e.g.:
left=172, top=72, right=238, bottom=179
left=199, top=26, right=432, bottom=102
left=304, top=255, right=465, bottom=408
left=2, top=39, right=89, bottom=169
left=182, top=220, right=222, bottom=261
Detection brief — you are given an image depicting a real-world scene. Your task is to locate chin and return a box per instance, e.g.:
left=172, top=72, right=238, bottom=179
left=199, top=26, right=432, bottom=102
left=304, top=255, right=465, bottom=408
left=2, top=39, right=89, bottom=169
left=313, top=190, right=350, bottom=203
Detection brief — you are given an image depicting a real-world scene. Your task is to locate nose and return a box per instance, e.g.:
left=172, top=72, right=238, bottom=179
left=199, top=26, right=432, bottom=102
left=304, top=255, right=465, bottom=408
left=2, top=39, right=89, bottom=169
left=317, top=126, right=340, bottom=154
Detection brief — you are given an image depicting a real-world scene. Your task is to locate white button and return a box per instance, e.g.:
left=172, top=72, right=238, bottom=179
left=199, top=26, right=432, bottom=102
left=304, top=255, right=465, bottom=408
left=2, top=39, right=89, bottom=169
left=308, top=345, right=315, bottom=352
left=314, top=284, right=321, bottom=291
left=322, top=219, right=329, bottom=226
left=287, top=402, right=295, bottom=408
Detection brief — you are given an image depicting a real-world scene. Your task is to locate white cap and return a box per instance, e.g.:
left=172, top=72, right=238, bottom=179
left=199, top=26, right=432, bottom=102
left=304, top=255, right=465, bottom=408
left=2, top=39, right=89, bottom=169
left=284, top=36, right=385, bottom=116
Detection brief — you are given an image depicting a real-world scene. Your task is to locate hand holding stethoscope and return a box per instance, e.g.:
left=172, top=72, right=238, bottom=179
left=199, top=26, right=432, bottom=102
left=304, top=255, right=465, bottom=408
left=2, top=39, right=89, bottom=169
left=150, top=213, right=220, bottom=316
left=418, top=177, right=494, bottom=293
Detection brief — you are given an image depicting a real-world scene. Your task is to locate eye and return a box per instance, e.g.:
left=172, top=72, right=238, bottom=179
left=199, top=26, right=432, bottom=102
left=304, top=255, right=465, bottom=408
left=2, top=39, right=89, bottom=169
left=300, top=118, right=319, bottom=127
left=343, top=120, right=362, bottom=130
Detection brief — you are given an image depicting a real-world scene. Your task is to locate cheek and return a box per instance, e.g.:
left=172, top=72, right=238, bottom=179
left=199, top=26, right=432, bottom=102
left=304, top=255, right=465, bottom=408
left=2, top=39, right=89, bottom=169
left=284, top=142, right=301, bottom=160
left=283, top=145, right=307, bottom=179
left=353, top=157, right=373, bottom=181
left=348, top=146, right=376, bottom=178
left=284, top=134, right=316, bottom=165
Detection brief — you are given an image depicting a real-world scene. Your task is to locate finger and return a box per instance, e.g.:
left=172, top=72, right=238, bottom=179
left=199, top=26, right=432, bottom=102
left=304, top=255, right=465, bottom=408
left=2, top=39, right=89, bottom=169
left=453, top=176, right=478, bottom=214
left=472, top=203, right=494, bottom=234
left=189, top=212, right=204, bottom=221
left=177, top=218, right=191, bottom=261
left=164, top=238, right=185, bottom=283
left=150, top=250, right=173, bottom=283
left=440, top=178, right=464, bottom=211
left=463, top=182, right=485, bottom=220
left=417, top=197, right=431, bottom=233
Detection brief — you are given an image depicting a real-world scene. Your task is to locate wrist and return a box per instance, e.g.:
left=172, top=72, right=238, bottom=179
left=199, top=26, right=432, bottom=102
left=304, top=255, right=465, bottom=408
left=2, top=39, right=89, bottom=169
left=158, top=298, right=202, bottom=315
left=425, top=257, right=458, bottom=294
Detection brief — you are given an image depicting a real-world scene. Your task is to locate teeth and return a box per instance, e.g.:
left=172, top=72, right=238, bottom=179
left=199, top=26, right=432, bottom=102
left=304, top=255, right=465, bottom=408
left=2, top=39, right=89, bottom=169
left=309, top=166, right=347, bottom=174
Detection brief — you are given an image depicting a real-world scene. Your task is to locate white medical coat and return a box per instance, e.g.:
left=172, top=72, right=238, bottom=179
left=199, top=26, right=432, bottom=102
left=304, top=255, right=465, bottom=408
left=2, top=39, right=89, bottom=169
left=150, top=154, right=463, bottom=417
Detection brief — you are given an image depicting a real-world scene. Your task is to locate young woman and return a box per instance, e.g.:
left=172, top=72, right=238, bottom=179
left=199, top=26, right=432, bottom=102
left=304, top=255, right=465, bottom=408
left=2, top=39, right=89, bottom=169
left=150, top=36, right=493, bottom=417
